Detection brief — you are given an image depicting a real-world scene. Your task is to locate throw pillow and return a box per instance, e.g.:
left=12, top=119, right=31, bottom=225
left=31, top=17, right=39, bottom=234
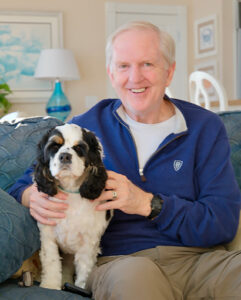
left=0, top=116, right=63, bottom=191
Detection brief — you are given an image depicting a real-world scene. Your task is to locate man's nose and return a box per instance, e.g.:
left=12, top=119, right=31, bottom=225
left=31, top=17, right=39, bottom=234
left=129, top=66, right=143, bottom=83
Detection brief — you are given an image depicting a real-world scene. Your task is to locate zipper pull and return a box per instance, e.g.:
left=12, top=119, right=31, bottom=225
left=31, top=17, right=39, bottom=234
left=139, top=168, right=147, bottom=182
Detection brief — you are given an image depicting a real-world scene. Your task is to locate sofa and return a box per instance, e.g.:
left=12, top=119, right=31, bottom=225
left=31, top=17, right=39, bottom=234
left=0, top=116, right=91, bottom=299
left=0, top=111, right=241, bottom=299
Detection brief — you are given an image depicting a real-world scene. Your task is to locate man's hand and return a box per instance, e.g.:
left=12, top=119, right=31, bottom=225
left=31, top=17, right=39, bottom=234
left=22, top=184, right=68, bottom=225
left=94, top=170, right=152, bottom=216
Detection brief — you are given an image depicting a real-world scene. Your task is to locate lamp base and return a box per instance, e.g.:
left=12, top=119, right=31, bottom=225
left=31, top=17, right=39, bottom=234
left=46, top=80, right=71, bottom=122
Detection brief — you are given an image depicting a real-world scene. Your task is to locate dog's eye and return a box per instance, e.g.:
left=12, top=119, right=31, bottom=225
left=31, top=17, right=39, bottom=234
left=73, top=144, right=87, bottom=157
left=51, top=142, right=61, bottom=153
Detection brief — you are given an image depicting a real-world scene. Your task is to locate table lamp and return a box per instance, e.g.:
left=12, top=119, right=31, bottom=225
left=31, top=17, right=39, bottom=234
left=34, top=48, right=80, bottom=121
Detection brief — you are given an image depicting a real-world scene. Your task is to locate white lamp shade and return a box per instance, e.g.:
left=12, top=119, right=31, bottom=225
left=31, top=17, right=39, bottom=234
left=34, top=48, right=80, bottom=81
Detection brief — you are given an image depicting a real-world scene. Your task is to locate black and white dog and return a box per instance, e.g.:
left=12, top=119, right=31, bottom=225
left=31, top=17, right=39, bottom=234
left=34, top=123, right=111, bottom=290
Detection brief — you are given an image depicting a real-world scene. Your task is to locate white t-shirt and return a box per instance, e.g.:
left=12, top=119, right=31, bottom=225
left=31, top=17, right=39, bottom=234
left=117, top=105, right=186, bottom=170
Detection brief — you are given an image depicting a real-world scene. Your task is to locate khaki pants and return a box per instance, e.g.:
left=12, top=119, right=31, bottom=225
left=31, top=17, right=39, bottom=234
left=86, top=246, right=241, bottom=300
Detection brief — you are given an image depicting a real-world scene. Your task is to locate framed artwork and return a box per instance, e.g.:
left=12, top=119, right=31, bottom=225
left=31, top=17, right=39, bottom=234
left=194, top=15, right=217, bottom=59
left=0, top=11, right=63, bottom=103
left=195, top=60, right=217, bottom=77
left=194, top=60, right=218, bottom=100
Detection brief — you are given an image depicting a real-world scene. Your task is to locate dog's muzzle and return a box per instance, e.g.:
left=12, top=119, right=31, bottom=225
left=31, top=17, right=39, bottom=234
left=59, top=152, right=72, bottom=164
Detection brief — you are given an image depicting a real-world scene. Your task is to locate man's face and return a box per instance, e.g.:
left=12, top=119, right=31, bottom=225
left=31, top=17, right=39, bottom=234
left=107, top=29, right=175, bottom=123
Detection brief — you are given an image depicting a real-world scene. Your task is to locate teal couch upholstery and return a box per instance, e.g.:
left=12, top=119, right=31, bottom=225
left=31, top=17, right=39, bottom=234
left=0, top=117, right=90, bottom=299
left=218, top=111, right=241, bottom=189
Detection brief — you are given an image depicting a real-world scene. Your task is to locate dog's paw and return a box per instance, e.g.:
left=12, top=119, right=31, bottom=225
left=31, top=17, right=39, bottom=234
left=40, top=282, right=62, bottom=290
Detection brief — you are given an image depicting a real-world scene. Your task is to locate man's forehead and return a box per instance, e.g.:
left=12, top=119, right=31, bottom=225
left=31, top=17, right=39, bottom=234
left=114, top=27, right=157, bottom=40
left=112, top=43, right=163, bottom=63
left=113, top=29, right=160, bottom=52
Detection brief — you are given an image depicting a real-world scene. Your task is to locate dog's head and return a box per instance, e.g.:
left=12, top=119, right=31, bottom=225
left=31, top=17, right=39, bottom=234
left=34, top=124, right=107, bottom=199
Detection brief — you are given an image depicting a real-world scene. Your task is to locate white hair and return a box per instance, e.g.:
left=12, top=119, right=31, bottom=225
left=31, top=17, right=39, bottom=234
left=105, top=21, right=176, bottom=70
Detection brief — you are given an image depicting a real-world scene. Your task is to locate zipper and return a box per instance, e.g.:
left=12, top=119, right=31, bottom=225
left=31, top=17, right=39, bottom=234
left=139, top=168, right=147, bottom=182
left=113, top=109, right=187, bottom=182
left=114, top=111, right=144, bottom=179
left=139, top=132, right=187, bottom=182
left=147, top=132, right=187, bottom=165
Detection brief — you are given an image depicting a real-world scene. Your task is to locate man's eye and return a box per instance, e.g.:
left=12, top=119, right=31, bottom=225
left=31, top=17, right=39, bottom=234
left=118, top=64, right=128, bottom=70
left=144, top=62, right=152, bottom=67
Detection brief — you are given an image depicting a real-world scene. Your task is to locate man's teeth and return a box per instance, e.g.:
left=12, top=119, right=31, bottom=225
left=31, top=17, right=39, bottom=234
left=131, top=88, right=146, bottom=93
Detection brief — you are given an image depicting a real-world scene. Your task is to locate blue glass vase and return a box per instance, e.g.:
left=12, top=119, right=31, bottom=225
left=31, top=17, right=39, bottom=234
left=46, top=80, right=71, bottom=121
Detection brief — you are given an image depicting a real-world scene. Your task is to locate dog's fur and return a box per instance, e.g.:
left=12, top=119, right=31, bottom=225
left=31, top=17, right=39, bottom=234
left=34, top=123, right=111, bottom=290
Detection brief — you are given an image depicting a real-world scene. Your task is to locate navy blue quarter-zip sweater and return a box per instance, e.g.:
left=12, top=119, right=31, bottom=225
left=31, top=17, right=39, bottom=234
left=9, top=98, right=241, bottom=256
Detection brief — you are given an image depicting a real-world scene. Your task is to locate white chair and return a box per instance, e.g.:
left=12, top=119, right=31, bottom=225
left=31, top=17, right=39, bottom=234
left=189, top=71, right=228, bottom=111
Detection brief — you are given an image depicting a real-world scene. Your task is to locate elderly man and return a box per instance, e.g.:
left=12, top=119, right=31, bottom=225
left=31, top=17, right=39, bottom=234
left=9, top=21, right=241, bottom=299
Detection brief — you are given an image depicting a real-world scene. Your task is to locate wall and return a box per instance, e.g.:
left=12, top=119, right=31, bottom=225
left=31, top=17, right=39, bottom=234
left=192, top=0, right=222, bottom=76
left=222, top=0, right=236, bottom=100
left=192, top=0, right=236, bottom=100
left=0, top=0, right=192, bottom=120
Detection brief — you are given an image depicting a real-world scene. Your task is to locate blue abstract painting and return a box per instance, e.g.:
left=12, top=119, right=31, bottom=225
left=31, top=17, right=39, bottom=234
left=0, top=22, right=52, bottom=91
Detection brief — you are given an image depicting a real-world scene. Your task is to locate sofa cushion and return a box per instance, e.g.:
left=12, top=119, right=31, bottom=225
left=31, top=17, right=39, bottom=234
left=0, top=279, right=88, bottom=299
left=0, top=116, right=63, bottom=283
left=218, top=111, right=241, bottom=189
left=0, top=116, right=63, bottom=191
left=0, top=188, right=40, bottom=283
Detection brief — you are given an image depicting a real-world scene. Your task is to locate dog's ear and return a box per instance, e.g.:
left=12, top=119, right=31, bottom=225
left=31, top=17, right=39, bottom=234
left=34, top=127, right=58, bottom=196
left=79, top=129, right=107, bottom=199
left=82, top=129, right=104, bottom=166
left=79, top=164, right=107, bottom=199
left=34, top=163, right=58, bottom=196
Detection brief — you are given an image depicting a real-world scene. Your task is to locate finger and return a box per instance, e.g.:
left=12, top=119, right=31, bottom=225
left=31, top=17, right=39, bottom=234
left=94, top=190, right=117, bottom=202
left=30, top=199, right=66, bottom=217
left=31, top=196, right=68, bottom=211
left=30, top=208, right=57, bottom=226
left=38, top=191, right=68, bottom=201
left=93, top=191, right=109, bottom=202
left=106, top=170, right=120, bottom=179
left=54, top=191, right=68, bottom=200
left=107, top=171, right=128, bottom=185
left=48, top=197, right=69, bottom=210
left=33, top=183, right=68, bottom=201
left=95, top=200, right=118, bottom=211
left=105, top=179, right=117, bottom=190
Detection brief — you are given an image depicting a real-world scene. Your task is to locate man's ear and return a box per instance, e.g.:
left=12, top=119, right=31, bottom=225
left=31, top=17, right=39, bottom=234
left=107, top=66, right=115, bottom=87
left=166, top=62, right=176, bottom=87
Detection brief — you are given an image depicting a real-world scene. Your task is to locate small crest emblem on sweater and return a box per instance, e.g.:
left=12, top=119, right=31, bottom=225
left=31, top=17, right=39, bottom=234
left=173, top=160, right=183, bottom=171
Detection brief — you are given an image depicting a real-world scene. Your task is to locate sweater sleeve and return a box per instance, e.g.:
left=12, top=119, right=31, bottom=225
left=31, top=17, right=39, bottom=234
left=8, top=166, right=34, bottom=203
left=153, top=122, right=241, bottom=247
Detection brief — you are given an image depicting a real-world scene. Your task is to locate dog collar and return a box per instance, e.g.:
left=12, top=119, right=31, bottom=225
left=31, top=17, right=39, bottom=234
left=58, top=186, right=79, bottom=194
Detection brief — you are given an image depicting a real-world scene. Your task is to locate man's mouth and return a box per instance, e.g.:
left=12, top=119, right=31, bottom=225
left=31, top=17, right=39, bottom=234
left=131, top=88, right=146, bottom=93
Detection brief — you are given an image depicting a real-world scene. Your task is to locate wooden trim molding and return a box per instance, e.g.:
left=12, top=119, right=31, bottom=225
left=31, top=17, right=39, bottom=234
left=202, top=99, right=241, bottom=108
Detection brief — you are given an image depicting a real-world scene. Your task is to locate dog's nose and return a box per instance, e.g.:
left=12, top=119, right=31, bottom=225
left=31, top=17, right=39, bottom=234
left=59, top=152, right=72, bottom=164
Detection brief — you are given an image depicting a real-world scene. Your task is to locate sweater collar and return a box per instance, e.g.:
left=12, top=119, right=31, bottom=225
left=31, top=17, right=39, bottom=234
left=113, top=95, right=187, bottom=135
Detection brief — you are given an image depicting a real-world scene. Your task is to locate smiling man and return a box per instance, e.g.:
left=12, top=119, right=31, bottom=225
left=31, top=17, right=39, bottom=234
left=107, top=25, right=175, bottom=124
left=9, top=21, right=241, bottom=299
